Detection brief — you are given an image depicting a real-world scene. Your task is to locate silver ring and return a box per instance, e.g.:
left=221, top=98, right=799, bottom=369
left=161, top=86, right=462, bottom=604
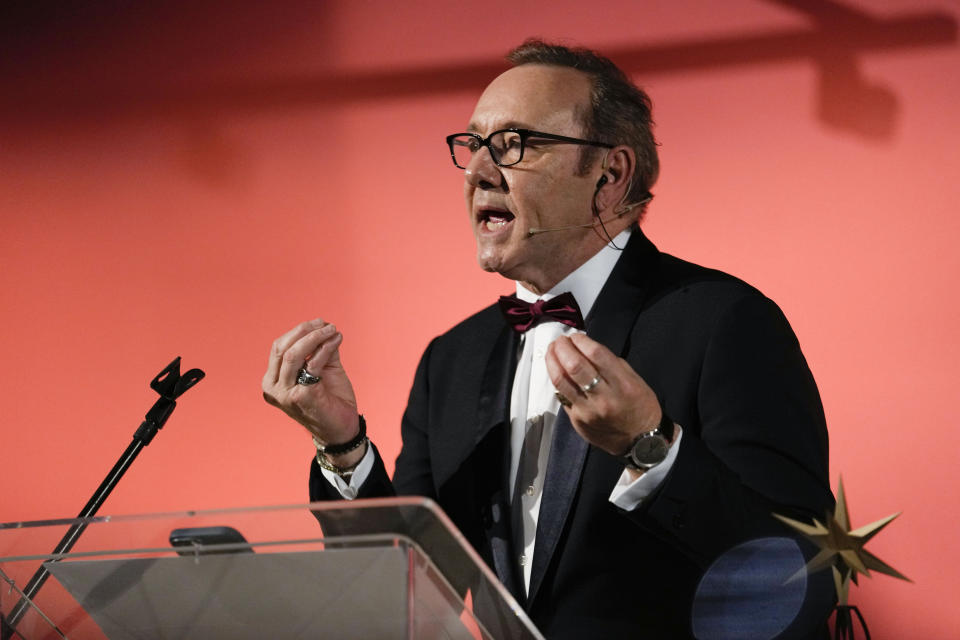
left=581, top=377, right=601, bottom=394
left=296, top=368, right=321, bottom=385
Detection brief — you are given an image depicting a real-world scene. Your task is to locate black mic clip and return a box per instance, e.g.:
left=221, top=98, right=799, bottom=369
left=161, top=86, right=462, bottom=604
left=135, top=357, right=205, bottom=446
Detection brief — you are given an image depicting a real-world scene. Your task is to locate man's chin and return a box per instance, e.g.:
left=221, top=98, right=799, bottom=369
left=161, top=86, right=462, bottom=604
left=476, top=255, right=504, bottom=274
left=476, top=243, right=535, bottom=283
left=475, top=244, right=506, bottom=274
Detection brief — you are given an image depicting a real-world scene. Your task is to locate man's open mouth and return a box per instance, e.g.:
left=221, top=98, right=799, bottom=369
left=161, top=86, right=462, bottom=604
left=478, top=208, right=515, bottom=231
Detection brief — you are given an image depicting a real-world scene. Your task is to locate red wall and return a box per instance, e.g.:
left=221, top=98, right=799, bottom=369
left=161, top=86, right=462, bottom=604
left=2, top=1, right=958, bottom=635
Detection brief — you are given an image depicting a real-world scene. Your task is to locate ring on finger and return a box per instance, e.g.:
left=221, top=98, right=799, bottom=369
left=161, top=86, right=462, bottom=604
left=296, top=368, right=322, bottom=385
left=581, top=376, right=601, bottom=394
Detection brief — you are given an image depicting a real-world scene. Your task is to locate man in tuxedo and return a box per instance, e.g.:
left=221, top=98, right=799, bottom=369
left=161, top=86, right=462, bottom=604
left=263, top=40, right=834, bottom=638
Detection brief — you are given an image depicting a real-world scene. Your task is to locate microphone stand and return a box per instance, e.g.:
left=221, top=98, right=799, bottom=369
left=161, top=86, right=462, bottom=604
left=1, top=357, right=204, bottom=639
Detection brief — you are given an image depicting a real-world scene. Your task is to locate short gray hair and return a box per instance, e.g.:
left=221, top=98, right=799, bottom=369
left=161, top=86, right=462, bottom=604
left=507, top=40, right=659, bottom=211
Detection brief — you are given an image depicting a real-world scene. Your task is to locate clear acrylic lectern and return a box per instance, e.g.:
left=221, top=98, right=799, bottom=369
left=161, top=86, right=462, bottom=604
left=0, top=498, right=543, bottom=639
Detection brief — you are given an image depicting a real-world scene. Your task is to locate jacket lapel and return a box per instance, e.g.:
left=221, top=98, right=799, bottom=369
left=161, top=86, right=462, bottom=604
left=526, top=230, right=660, bottom=605
left=476, top=324, right=519, bottom=448
left=475, top=323, right=525, bottom=600
left=432, top=321, right=517, bottom=491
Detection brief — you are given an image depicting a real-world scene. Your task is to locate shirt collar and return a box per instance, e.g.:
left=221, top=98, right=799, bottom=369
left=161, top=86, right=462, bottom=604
left=515, top=229, right=631, bottom=319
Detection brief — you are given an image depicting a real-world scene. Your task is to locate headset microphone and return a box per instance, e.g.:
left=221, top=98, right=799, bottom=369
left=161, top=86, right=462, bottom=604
left=527, top=215, right=621, bottom=236
left=527, top=193, right=652, bottom=237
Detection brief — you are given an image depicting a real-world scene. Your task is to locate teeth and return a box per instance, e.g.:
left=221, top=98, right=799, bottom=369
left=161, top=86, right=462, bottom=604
left=485, top=219, right=508, bottom=230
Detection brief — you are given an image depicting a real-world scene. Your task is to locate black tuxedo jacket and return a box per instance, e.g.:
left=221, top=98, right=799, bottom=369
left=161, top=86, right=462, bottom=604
left=310, top=231, right=834, bottom=638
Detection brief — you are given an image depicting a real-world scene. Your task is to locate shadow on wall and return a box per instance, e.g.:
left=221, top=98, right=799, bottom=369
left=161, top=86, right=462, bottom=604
left=0, top=0, right=955, bottom=142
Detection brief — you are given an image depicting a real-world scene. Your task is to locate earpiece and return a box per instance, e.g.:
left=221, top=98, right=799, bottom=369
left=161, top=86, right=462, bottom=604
left=595, top=175, right=608, bottom=189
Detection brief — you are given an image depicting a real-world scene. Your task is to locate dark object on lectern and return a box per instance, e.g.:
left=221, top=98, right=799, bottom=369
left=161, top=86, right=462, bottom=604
left=170, top=526, right=253, bottom=556
left=834, top=605, right=871, bottom=639
left=1, top=357, right=205, bottom=638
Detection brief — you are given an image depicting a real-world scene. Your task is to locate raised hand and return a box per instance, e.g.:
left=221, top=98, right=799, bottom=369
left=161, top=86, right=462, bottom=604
left=262, top=319, right=362, bottom=456
left=545, top=332, right=663, bottom=458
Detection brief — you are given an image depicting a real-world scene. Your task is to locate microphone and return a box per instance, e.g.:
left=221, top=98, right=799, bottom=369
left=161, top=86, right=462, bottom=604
left=527, top=214, right=624, bottom=236
left=527, top=194, right=651, bottom=237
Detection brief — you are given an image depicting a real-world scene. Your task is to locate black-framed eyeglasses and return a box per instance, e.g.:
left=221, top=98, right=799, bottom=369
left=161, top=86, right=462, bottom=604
left=445, top=128, right=613, bottom=169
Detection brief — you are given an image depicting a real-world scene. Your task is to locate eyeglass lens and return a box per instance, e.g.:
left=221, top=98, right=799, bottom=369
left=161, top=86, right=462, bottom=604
left=450, top=131, right=523, bottom=168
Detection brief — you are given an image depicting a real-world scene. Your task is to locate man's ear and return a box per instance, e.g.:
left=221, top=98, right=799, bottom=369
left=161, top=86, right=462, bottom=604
left=595, top=145, right=635, bottom=212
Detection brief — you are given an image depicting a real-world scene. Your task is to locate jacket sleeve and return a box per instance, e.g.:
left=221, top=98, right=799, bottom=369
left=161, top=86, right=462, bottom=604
left=308, top=337, right=440, bottom=502
left=627, top=292, right=834, bottom=566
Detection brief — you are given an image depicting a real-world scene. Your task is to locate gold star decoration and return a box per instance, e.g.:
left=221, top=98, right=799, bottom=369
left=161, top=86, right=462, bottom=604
left=773, top=476, right=911, bottom=605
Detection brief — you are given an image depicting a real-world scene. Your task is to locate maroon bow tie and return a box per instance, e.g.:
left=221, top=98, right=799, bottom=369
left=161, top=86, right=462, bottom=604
left=498, top=292, right=585, bottom=333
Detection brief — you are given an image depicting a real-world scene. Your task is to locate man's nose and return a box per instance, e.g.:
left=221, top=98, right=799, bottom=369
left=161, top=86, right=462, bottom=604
left=464, top=147, right=505, bottom=191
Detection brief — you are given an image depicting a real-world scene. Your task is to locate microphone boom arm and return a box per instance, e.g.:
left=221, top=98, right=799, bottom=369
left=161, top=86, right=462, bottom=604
left=1, top=357, right=204, bottom=637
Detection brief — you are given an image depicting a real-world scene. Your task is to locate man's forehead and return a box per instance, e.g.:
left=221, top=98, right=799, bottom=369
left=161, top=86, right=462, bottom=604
left=466, top=64, right=591, bottom=134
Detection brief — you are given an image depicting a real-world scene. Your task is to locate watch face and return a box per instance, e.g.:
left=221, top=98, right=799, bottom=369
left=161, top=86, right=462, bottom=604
left=631, top=434, right=669, bottom=466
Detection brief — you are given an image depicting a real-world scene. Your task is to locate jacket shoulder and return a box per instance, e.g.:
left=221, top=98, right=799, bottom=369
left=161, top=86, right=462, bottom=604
left=648, top=252, right=772, bottom=311
left=433, top=301, right=506, bottom=348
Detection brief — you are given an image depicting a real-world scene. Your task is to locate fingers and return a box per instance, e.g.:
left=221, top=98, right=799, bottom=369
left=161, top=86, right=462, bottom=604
left=264, top=318, right=342, bottom=392
left=567, top=333, right=629, bottom=390
left=545, top=333, right=651, bottom=414
left=278, top=324, right=341, bottom=387
left=262, top=318, right=361, bottom=448
left=265, top=319, right=327, bottom=385
left=545, top=334, right=607, bottom=401
left=302, top=330, right=344, bottom=378
left=552, top=333, right=646, bottom=396
left=545, top=332, right=661, bottom=455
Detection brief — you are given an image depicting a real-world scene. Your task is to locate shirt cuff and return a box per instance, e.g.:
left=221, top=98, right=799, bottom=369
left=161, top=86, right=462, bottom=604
left=320, top=442, right=375, bottom=499
left=609, top=426, right=683, bottom=511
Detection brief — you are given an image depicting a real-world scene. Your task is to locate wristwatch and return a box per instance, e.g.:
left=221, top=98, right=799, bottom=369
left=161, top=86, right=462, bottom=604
left=622, top=411, right=675, bottom=471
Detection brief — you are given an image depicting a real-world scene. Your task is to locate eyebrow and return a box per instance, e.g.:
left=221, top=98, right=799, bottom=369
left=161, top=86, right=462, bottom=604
left=465, top=121, right=536, bottom=134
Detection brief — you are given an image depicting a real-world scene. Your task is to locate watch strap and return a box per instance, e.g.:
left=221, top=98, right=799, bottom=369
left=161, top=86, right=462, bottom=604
left=653, top=410, right=675, bottom=442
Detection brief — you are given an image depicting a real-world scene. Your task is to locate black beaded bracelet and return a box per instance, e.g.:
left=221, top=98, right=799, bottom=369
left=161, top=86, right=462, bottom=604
left=314, top=415, right=368, bottom=456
